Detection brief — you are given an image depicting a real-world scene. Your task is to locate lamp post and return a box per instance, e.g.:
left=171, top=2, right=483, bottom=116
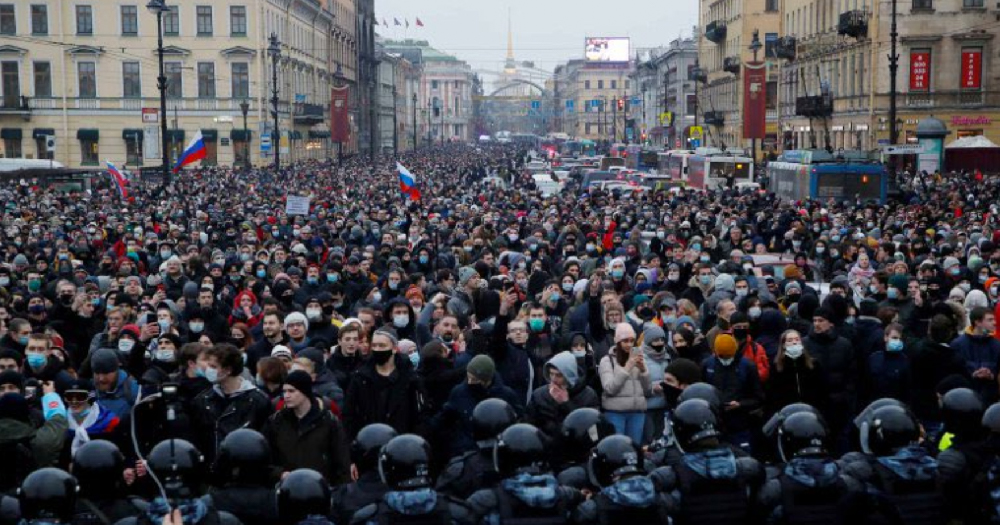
left=411, top=92, right=417, bottom=151
left=333, top=62, right=345, bottom=166
left=392, top=85, right=398, bottom=157
left=268, top=32, right=281, bottom=170
left=239, top=100, right=250, bottom=170
left=146, top=0, right=170, bottom=189
left=749, top=29, right=762, bottom=165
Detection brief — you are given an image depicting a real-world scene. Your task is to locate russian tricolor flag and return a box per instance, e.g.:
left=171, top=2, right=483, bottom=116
left=106, top=161, right=128, bottom=199
left=397, top=162, right=421, bottom=201
left=172, top=131, right=207, bottom=173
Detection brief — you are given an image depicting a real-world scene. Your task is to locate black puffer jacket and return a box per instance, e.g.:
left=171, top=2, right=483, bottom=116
left=342, top=355, right=424, bottom=438
left=804, top=329, right=857, bottom=426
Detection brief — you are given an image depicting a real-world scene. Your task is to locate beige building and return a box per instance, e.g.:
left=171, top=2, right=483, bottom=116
left=698, top=0, right=781, bottom=155
left=0, top=0, right=345, bottom=169
left=554, top=59, right=635, bottom=141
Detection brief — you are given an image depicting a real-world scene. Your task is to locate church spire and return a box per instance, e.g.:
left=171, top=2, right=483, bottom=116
left=504, top=8, right=516, bottom=73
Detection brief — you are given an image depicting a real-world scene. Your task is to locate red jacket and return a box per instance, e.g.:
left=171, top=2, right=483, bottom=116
left=739, top=337, right=770, bottom=383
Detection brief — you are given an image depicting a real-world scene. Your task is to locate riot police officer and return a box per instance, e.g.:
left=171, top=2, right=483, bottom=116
left=276, top=469, right=333, bottom=525
left=573, top=435, right=675, bottom=523
left=757, top=411, right=863, bottom=524
left=18, top=468, right=77, bottom=525
left=351, top=434, right=471, bottom=524
left=331, top=423, right=395, bottom=525
left=206, top=429, right=278, bottom=525
left=72, top=441, right=145, bottom=525
left=656, top=399, right=763, bottom=525
left=937, top=388, right=987, bottom=524
left=436, top=398, right=516, bottom=498
left=761, top=403, right=822, bottom=464
left=466, top=423, right=584, bottom=524
left=113, top=439, right=242, bottom=525
left=972, top=402, right=1000, bottom=524
left=556, top=407, right=617, bottom=489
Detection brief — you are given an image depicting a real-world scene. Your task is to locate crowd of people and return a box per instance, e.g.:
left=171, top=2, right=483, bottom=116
left=3, top=142, right=1000, bottom=524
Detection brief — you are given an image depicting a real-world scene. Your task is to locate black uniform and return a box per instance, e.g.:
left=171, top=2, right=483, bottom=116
left=435, top=449, right=500, bottom=499
left=206, top=484, right=278, bottom=525
left=659, top=446, right=764, bottom=525
left=330, top=471, right=388, bottom=525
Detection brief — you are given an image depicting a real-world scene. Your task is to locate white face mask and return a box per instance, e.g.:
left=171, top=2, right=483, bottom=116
left=718, top=357, right=735, bottom=366
left=749, top=306, right=762, bottom=319
left=393, top=314, right=409, bottom=328
left=119, top=339, right=135, bottom=353
left=189, top=322, right=204, bottom=334
left=306, top=308, right=322, bottom=321
left=784, top=344, right=804, bottom=360
left=735, top=289, right=748, bottom=298
left=155, top=349, right=175, bottom=362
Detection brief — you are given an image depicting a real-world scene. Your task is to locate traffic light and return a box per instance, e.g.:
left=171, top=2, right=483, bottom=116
left=616, top=99, right=624, bottom=111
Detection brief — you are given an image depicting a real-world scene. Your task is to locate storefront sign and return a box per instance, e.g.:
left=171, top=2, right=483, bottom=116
left=952, top=116, right=990, bottom=126
left=962, top=48, right=983, bottom=90
left=910, top=50, right=931, bottom=92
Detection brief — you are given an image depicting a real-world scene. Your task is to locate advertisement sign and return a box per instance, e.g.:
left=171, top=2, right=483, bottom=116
left=143, top=125, right=159, bottom=159
left=909, top=50, right=930, bottom=92
left=279, top=131, right=290, bottom=155
left=260, top=133, right=272, bottom=153
left=918, top=137, right=942, bottom=174
left=585, top=37, right=630, bottom=62
left=331, top=86, right=350, bottom=142
left=962, top=48, right=982, bottom=90
left=285, top=195, right=311, bottom=216
left=142, top=108, right=159, bottom=123
left=743, top=61, right=767, bottom=140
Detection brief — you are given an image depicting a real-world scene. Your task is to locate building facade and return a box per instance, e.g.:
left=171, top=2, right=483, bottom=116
left=630, top=35, right=699, bottom=149
left=0, top=0, right=347, bottom=168
left=375, top=49, right=417, bottom=154
left=554, top=59, right=635, bottom=142
left=354, top=0, right=376, bottom=159
left=321, top=0, right=358, bottom=155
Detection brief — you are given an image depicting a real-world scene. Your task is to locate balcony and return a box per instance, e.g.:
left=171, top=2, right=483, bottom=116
left=76, top=98, right=100, bottom=110
left=775, top=36, right=797, bottom=60
left=838, top=10, right=868, bottom=39
left=0, top=96, right=31, bottom=116
left=723, top=57, right=741, bottom=74
left=196, top=99, right=218, bottom=111
left=121, top=99, right=143, bottom=111
left=705, top=21, right=727, bottom=44
left=901, top=90, right=991, bottom=108
left=294, top=102, right=325, bottom=124
left=692, top=67, right=708, bottom=84
left=795, top=95, right=833, bottom=118
left=703, top=110, right=725, bottom=127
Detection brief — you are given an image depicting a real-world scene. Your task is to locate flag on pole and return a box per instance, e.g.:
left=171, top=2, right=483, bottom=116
left=383, top=18, right=388, bottom=27
left=397, top=163, right=421, bottom=201
left=416, top=17, right=424, bottom=27
left=106, top=161, right=128, bottom=199
left=394, top=18, right=401, bottom=26
left=405, top=19, right=410, bottom=28
left=373, top=18, right=379, bottom=25
left=172, top=131, right=207, bottom=173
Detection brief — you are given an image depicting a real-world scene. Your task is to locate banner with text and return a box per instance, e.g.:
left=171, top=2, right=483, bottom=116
left=910, top=50, right=930, bottom=92
left=962, top=48, right=982, bottom=90
left=742, top=61, right=767, bottom=140
left=285, top=195, right=311, bottom=216
left=331, top=86, right=350, bottom=142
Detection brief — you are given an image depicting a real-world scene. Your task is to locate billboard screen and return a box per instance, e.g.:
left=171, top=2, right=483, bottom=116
left=585, top=37, right=630, bottom=62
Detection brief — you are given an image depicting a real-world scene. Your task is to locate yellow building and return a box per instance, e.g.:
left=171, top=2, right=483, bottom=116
left=0, top=0, right=345, bottom=168
left=555, top=59, right=635, bottom=141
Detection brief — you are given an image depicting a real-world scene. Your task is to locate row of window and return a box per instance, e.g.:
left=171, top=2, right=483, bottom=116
left=581, top=80, right=631, bottom=90
left=0, top=4, right=247, bottom=37
left=913, top=0, right=985, bottom=7
left=2, top=60, right=250, bottom=100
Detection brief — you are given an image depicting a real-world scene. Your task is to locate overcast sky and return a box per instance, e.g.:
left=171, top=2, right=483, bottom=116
left=374, top=0, right=698, bottom=74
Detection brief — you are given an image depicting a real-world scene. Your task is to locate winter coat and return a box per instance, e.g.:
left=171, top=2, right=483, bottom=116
left=641, top=346, right=671, bottom=411
left=910, top=338, right=968, bottom=422
left=598, top=353, right=652, bottom=412
left=765, top=358, right=827, bottom=417
left=737, top=336, right=770, bottom=383
left=416, top=354, right=467, bottom=416
left=865, top=350, right=913, bottom=406
left=342, top=355, right=423, bottom=438
left=0, top=392, right=67, bottom=471
left=701, top=356, right=764, bottom=434
left=526, top=351, right=600, bottom=439
left=951, top=328, right=1000, bottom=403
left=227, top=290, right=263, bottom=328
left=804, top=330, right=858, bottom=411
left=94, top=370, right=140, bottom=419
left=263, top=401, right=351, bottom=484
left=312, top=367, right=345, bottom=408
left=435, top=377, right=524, bottom=457
left=190, top=378, right=273, bottom=462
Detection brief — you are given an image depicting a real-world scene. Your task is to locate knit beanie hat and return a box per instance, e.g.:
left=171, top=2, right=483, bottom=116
left=614, top=323, right=637, bottom=344
left=458, top=266, right=478, bottom=286
left=467, top=354, right=496, bottom=383
left=665, top=358, right=702, bottom=386
left=284, top=370, right=314, bottom=401
left=642, top=325, right=666, bottom=346
left=888, top=274, right=909, bottom=292
left=714, top=334, right=738, bottom=359
left=91, top=348, right=120, bottom=375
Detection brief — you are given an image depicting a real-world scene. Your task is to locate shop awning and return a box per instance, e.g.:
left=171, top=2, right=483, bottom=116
left=200, top=129, right=218, bottom=141
left=32, top=128, right=55, bottom=139
left=122, top=129, right=143, bottom=141
left=231, top=129, right=253, bottom=141
left=0, top=128, right=22, bottom=140
left=290, top=130, right=302, bottom=140
left=76, top=129, right=99, bottom=141
left=308, top=130, right=330, bottom=139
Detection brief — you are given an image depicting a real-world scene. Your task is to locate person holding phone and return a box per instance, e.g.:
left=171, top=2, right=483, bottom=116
left=598, top=323, right=651, bottom=444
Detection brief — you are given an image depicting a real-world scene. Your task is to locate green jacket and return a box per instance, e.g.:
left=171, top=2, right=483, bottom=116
left=0, top=412, right=67, bottom=469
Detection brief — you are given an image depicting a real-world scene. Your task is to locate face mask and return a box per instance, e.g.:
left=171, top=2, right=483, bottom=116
left=160, top=250, right=172, bottom=259
left=158, top=320, right=171, bottom=333
left=372, top=350, right=393, bottom=365
left=17, top=335, right=29, bottom=346
left=464, top=246, right=474, bottom=253
left=508, top=234, right=519, bottom=242
left=718, top=357, right=735, bottom=366
left=27, top=353, right=46, bottom=369
left=28, top=304, right=45, bottom=314
left=699, top=275, right=712, bottom=286
left=327, top=273, right=339, bottom=283
left=550, top=292, right=561, bottom=302
left=478, top=280, right=488, bottom=289
left=572, top=349, right=587, bottom=358
left=409, top=352, right=421, bottom=367
left=991, top=285, right=1000, bottom=297
left=690, top=244, right=701, bottom=252
left=887, top=288, right=899, bottom=300
left=388, top=281, right=400, bottom=290
left=699, top=255, right=711, bottom=263
left=155, top=349, right=175, bottom=362
left=528, top=319, right=545, bottom=332
left=980, top=275, right=989, bottom=284
left=562, top=282, right=574, bottom=292
left=960, top=283, right=972, bottom=293
left=393, top=314, right=409, bottom=328
left=254, top=269, right=266, bottom=279
left=784, top=344, right=803, bottom=359
left=201, top=367, right=220, bottom=383
left=0, top=277, right=9, bottom=287
left=119, top=339, right=135, bottom=353
left=735, top=289, right=748, bottom=298
left=886, top=339, right=904, bottom=352
left=662, top=314, right=676, bottom=327
left=664, top=383, right=683, bottom=407
left=732, top=328, right=749, bottom=341
left=189, top=322, right=204, bottom=333
left=91, top=297, right=102, bottom=306
left=749, top=306, right=762, bottom=319
left=869, top=284, right=879, bottom=294
left=648, top=343, right=666, bottom=355
left=657, top=231, right=666, bottom=240
left=306, top=308, right=323, bottom=321
left=372, top=292, right=382, bottom=303
left=816, top=246, right=826, bottom=254
left=419, top=255, right=429, bottom=264
left=611, top=269, right=625, bottom=279
left=586, top=243, right=596, bottom=253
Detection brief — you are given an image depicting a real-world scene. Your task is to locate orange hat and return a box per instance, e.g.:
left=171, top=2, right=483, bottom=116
left=714, top=334, right=738, bottom=359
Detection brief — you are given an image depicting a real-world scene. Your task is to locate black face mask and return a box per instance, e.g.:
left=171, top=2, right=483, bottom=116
left=371, top=350, right=393, bottom=366
left=663, top=384, right=683, bottom=408
left=468, top=383, right=489, bottom=398
left=733, top=328, right=749, bottom=341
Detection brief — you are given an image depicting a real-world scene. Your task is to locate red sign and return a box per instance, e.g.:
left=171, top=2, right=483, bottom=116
left=909, top=51, right=930, bottom=92
left=330, top=86, right=350, bottom=142
left=743, top=61, right=766, bottom=140
left=962, top=48, right=982, bottom=90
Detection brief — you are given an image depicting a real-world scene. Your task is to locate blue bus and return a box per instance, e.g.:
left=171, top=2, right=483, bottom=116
left=767, top=149, right=887, bottom=203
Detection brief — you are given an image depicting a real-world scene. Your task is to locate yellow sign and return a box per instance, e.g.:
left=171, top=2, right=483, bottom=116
left=690, top=126, right=704, bottom=139
left=659, top=111, right=674, bottom=126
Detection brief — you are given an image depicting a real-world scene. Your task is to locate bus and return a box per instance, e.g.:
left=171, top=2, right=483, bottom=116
left=658, top=150, right=696, bottom=180
left=562, top=140, right=597, bottom=157
left=511, top=133, right=540, bottom=149
left=685, top=149, right=754, bottom=191
left=767, top=149, right=888, bottom=203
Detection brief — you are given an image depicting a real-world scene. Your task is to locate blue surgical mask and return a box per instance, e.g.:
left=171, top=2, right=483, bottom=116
left=256, top=269, right=267, bottom=279
left=550, top=292, right=561, bottom=302
left=158, top=320, right=170, bottom=333
left=887, top=288, right=899, bottom=300
left=27, top=353, right=46, bottom=369
left=17, top=335, right=29, bottom=346
left=611, top=269, right=625, bottom=279
left=409, top=352, right=421, bottom=368
left=528, top=319, right=545, bottom=332
left=307, top=277, right=319, bottom=285
left=699, top=275, right=712, bottom=286
left=327, top=273, right=339, bottom=283
left=886, top=339, right=904, bottom=352
left=199, top=367, right=219, bottom=383
left=419, top=255, right=429, bottom=264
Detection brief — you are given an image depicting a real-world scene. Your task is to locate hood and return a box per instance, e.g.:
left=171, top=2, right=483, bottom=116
left=876, top=446, right=938, bottom=481
left=382, top=298, right=415, bottom=324
left=384, top=488, right=438, bottom=516
left=212, top=377, right=259, bottom=397
left=0, top=418, right=36, bottom=443
left=757, top=309, right=788, bottom=337
left=601, top=476, right=656, bottom=508
left=544, top=351, right=581, bottom=388
left=784, top=458, right=842, bottom=488
left=681, top=448, right=737, bottom=480
left=501, top=473, right=559, bottom=509
left=231, top=289, right=259, bottom=310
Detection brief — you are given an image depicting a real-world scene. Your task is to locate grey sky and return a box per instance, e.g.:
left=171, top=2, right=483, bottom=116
left=374, top=0, right=698, bottom=75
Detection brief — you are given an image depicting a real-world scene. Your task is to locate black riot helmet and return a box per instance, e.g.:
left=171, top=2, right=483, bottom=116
left=763, top=403, right=820, bottom=440
left=275, top=469, right=331, bottom=525
left=983, top=402, right=1000, bottom=434
left=72, top=440, right=125, bottom=499
left=672, top=399, right=721, bottom=450
left=561, top=407, right=616, bottom=463
left=493, top=423, right=549, bottom=478
left=677, top=383, right=722, bottom=413
left=147, top=439, right=204, bottom=499
left=217, top=429, right=272, bottom=484
left=378, top=434, right=433, bottom=490
left=854, top=398, right=906, bottom=454
left=18, top=468, right=79, bottom=523
left=588, top=435, right=644, bottom=488
left=942, top=387, right=985, bottom=438
left=778, top=412, right=829, bottom=462
left=472, top=398, right=518, bottom=448
left=352, top=423, right=398, bottom=473
left=866, top=405, right=920, bottom=456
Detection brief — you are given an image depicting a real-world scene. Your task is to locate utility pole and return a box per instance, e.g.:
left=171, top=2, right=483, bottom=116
left=888, top=0, right=899, bottom=146
left=148, top=0, right=170, bottom=189
left=392, top=86, right=398, bottom=156
left=750, top=30, right=762, bottom=165
left=268, top=33, right=282, bottom=170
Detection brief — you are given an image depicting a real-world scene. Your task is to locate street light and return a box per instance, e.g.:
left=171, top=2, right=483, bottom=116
left=333, top=62, right=345, bottom=166
left=749, top=29, right=762, bottom=165
left=411, top=92, right=417, bottom=151
left=268, top=32, right=281, bottom=170
left=239, top=100, right=250, bottom=170
left=147, top=0, right=170, bottom=189
left=392, top=85, right=398, bottom=157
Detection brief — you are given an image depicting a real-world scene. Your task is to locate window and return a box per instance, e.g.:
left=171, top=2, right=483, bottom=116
left=0, top=5, right=15, bottom=35
left=912, top=0, right=932, bottom=7
left=81, top=137, right=98, bottom=164
left=3, top=138, right=21, bottom=158
left=33, top=62, right=51, bottom=98
left=765, top=33, right=778, bottom=58
left=584, top=80, right=591, bottom=89
left=197, top=62, right=215, bottom=98
left=687, top=64, right=697, bottom=80
left=78, top=62, right=96, bottom=98
left=1, top=61, right=18, bottom=108
left=686, top=94, right=697, bottom=116
left=121, top=5, right=138, bottom=35
left=229, top=6, right=246, bottom=35
left=165, top=62, right=182, bottom=98
left=163, top=6, right=179, bottom=35
left=431, top=80, right=439, bottom=89
left=585, top=123, right=592, bottom=135
left=625, top=80, right=630, bottom=89
left=766, top=0, right=779, bottom=11
left=123, top=62, right=141, bottom=98
left=964, top=0, right=984, bottom=6
left=611, top=80, right=617, bottom=89
left=597, top=80, right=604, bottom=89
left=196, top=6, right=212, bottom=35
left=30, top=5, right=47, bottom=35
left=766, top=81, right=777, bottom=109
left=231, top=62, right=249, bottom=98
left=76, top=5, right=93, bottom=34
left=125, top=133, right=142, bottom=166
